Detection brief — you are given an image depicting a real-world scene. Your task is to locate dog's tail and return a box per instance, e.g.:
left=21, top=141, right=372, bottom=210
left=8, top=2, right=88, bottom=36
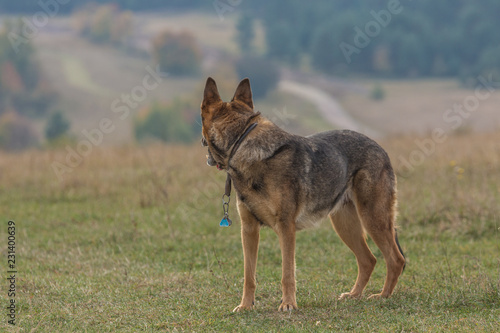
left=395, top=229, right=406, bottom=272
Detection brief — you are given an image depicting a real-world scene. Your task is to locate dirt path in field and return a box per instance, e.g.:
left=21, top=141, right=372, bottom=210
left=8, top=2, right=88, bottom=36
left=278, top=80, right=380, bottom=138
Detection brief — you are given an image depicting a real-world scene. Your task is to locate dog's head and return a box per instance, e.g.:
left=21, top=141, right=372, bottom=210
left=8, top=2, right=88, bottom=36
left=200, top=77, right=255, bottom=169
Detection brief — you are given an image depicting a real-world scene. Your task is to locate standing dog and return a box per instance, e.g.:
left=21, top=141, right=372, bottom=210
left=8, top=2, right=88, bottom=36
left=201, top=77, right=406, bottom=312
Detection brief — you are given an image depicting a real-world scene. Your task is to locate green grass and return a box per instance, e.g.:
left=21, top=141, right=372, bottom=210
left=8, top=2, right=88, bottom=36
left=1, top=130, right=499, bottom=332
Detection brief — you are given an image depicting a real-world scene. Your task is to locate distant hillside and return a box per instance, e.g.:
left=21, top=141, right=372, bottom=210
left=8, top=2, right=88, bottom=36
left=4, top=1, right=499, bottom=81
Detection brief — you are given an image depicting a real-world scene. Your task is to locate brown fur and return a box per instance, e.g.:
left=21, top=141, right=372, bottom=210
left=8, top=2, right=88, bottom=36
left=201, top=77, right=406, bottom=312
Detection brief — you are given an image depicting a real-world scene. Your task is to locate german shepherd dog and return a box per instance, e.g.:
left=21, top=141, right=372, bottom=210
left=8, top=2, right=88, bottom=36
left=201, top=77, right=406, bottom=312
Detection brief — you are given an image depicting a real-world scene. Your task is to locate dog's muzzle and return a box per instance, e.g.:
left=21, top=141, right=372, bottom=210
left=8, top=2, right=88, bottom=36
left=207, top=152, right=225, bottom=170
left=202, top=137, right=220, bottom=168
left=206, top=152, right=217, bottom=167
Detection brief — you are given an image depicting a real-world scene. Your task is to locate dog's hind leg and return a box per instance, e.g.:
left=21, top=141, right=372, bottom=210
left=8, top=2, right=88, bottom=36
left=352, top=170, right=406, bottom=299
left=330, top=200, right=377, bottom=299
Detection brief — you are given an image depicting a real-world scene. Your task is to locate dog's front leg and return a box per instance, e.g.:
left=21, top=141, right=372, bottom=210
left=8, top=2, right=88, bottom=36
left=277, top=222, right=298, bottom=311
left=233, top=203, right=260, bottom=312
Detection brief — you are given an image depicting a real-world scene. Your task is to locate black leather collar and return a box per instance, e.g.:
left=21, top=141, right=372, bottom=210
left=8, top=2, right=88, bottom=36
left=224, top=111, right=260, bottom=171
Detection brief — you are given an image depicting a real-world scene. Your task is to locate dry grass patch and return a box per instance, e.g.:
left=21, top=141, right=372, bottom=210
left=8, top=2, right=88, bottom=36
left=0, top=130, right=498, bottom=332
left=341, top=79, right=500, bottom=135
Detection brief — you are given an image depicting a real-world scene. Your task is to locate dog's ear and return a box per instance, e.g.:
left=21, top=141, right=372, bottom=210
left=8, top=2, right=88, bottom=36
left=232, top=78, right=253, bottom=109
left=203, top=77, right=221, bottom=107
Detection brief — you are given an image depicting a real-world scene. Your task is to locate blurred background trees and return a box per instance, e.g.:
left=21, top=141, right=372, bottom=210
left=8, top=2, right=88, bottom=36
left=134, top=100, right=200, bottom=144
left=235, top=56, right=280, bottom=99
left=151, top=30, right=202, bottom=76
left=0, top=20, right=57, bottom=150
left=73, top=4, right=133, bottom=45
left=0, top=0, right=209, bottom=13
left=3, top=0, right=500, bottom=80
left=236, top=13, right=255, bottom=54
left=45, top=110, right=70, bottom=143
left=1, top=0, right=500, bottom=148
left=246, top=0, right=500, bottom=80
left=0, top=20, right=55, bottom=118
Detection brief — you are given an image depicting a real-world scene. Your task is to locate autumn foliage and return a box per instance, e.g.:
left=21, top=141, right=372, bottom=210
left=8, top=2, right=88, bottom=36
left=0, top=21, right=58, bottom=149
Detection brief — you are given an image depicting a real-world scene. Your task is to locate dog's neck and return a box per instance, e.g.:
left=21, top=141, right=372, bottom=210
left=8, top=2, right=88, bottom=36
left=224, top=112, right=261, bottom=171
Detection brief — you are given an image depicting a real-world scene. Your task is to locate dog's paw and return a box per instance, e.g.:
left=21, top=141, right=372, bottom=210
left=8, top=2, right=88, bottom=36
left=278, top=299, right=298, bottom=311
left=367, top=293, right=389, bottom=300
left=338, top=292, right=361, bottom=300
left=233, top=303, right=254, bottom=312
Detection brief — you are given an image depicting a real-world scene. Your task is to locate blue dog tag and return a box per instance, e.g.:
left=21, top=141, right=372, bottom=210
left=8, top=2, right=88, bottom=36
left=219, top=217, right=232, bottom=227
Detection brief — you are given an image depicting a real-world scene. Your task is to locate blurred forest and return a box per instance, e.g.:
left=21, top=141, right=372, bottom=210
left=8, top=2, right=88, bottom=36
left=244, top=0, right=500, bottom=81
left=2, top=0, right=499, bottom=81
left=0, top=20, right=57, bottom=150
left=0, top=0, right=208, bottom=13
left=0, top=21, right=55, bottom=117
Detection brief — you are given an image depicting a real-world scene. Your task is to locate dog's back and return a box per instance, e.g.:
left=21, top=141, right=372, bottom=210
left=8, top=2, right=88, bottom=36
left=286, top=129, right=396, bottom=230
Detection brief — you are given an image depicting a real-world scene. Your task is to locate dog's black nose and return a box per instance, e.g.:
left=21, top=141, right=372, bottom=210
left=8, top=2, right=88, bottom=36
left=206, top=154, right=217, bottom=167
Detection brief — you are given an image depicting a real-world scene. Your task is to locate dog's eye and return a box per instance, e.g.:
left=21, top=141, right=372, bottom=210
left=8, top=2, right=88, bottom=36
left=201, top=137, right=208, bottom=147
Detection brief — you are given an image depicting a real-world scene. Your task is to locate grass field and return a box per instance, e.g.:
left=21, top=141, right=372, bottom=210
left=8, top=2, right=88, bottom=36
left=1, top=129, right=499, bottom=332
